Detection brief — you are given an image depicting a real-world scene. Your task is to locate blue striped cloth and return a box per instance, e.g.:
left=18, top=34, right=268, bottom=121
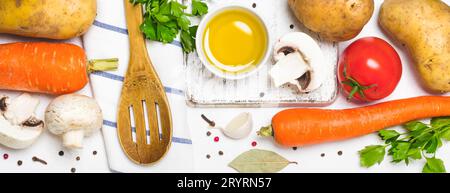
left=83, top=0, right=194, bottom=172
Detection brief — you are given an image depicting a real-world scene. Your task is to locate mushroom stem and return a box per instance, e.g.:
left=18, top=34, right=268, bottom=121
left=62, top=130, right=84, bottom=149
left=270, top=52, right=310, bottom=88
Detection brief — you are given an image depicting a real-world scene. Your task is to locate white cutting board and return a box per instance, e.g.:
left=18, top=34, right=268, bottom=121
left=0, top=35, right=109, bottom=173
left=187, top=0, right=450, bottom=173
left=185, top=0, right=338, bottom=107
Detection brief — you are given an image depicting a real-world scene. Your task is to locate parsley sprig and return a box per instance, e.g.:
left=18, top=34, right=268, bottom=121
left=130, top=0, right=208, bottom=53
left=359, top=117, right=450, bottom=173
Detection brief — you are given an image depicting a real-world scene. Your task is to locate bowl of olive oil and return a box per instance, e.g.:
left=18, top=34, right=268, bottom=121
left=196, top=5, right=271, bottom=80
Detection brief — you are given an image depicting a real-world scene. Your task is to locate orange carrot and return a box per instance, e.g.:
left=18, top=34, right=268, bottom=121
left=0, top=42, right=117, bottom=95
left=258, top=96, right=450, bottom=147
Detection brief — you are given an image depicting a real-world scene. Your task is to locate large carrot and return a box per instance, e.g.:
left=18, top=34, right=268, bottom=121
left=258, top=96, right=450, bottom=147
left=0, top=42, right=117, bottom=95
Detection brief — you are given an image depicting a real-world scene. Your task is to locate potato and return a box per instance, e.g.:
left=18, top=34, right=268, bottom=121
left=288, top=0, right=374, bottom=42
left=0, top=0, right=96, bottom=40
left=379, top=0, right=450, bottom=93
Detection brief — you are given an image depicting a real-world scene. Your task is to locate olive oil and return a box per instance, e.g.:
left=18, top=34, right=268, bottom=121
left=202, top=9, right=268, bottom=74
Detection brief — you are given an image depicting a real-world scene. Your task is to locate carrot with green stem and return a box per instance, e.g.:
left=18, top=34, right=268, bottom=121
left=0, top=42, right=118, bottom=95
left=258, top=96, right=450, bottom=147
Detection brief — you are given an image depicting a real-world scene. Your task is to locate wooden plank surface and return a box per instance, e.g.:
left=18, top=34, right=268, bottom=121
left=185, top=0, right=338, bottom=107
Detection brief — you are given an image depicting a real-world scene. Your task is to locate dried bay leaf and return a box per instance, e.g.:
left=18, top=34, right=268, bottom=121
left=229, top=149, right=297, bottom=173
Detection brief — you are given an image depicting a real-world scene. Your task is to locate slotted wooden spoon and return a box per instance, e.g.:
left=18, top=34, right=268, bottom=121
left=117, top=0, right=172, bottom=165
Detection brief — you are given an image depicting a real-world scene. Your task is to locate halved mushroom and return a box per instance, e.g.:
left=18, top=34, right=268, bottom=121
left=270, top=32, right=325, bottom=93
left=0, top=93, right=44, bottom=149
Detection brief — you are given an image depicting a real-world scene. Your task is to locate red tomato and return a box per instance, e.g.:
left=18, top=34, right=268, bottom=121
left=338, top=37, right=402, bottom=102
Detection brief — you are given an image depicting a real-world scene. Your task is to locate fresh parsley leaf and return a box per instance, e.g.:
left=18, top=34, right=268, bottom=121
left=192, top=0, right=208, bottom=16
left=441, top=127, right=450, bottom=141
left=359, top=145, right=386, bottom=167
left=130, top=0, right=148, bottom=4
left=404, top=121, right=428, bottom=132
left=140, top=18, right=157, bottom=40
left=159, top=1, right=171, bottom=15
left=157, top=23, right=177, bottom=43
left=410, top=132, right=433, bottom=148
left=180, top=30, right=194, bottom=53
left=388, top=141, right=410, bottom=163
left=379, top=130, right=400, bottom=143
left=431, top=117, right=450, bottom=129
left=131, top=0, right=208, bottom=53
left=177, top=15, right=191, bottom=31
left=424, top=136, right=441, bottom=154
left=423, top=157, right=446, bottom=173
left=189, top=25, right=198, bottom=34
left=407, top=148, right=422, bottom=160
left=154, top=14, right=171, bottom=23
left=180, top=26, right=198, bottom=53
left=149, top=0, right=160, bottom=13
left=170, top=1, right=186, bottom=17
left=360, top=116, right=450, bottom=173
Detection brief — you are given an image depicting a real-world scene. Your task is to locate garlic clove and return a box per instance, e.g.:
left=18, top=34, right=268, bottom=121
left=222, top=112, right=253, bottom=139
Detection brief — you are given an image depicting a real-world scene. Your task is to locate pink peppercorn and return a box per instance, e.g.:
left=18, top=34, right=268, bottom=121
left=214, top=136, right=219, bottom=142
left=3, top=153, right=8, bottom=160
left=251, top=141, right=257, bottom=147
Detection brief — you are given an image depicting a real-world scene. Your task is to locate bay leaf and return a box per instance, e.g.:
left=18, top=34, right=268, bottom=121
left=229, top=149, right=297, bottom=173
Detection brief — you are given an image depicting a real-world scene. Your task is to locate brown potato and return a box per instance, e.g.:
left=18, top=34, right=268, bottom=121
left=379, top=0, right=450, bottom=93
left=288, top=0, right=374, bottom=42
left=0, top=0, right=97, bottom=40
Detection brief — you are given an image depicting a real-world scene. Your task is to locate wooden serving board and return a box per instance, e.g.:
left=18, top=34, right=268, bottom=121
left=184, top=0, right=338, bottom=107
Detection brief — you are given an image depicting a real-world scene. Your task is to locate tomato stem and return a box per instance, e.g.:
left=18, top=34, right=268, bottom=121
left=342, top=64, right=377, bottom=101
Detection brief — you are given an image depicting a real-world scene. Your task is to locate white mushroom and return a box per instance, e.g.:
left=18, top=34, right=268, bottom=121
left=0, top=93, right=44, bottom=149
left=270, top=32, right=325, bottom=93
left=45, top=94, right=103, bottom=149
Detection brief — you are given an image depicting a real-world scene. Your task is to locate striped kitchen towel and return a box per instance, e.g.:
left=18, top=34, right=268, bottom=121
left=82, top=0, right=193, bottom=172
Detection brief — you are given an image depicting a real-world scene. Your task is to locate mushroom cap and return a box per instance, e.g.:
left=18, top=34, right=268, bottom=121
left=45, top=94, right=103, bottom=136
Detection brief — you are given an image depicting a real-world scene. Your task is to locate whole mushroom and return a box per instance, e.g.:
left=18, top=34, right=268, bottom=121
left=0, top=93, right=44, bottom=149
left=45, top=94, right=103, bottom=149
left=270, top=32, right=325, bottom=93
